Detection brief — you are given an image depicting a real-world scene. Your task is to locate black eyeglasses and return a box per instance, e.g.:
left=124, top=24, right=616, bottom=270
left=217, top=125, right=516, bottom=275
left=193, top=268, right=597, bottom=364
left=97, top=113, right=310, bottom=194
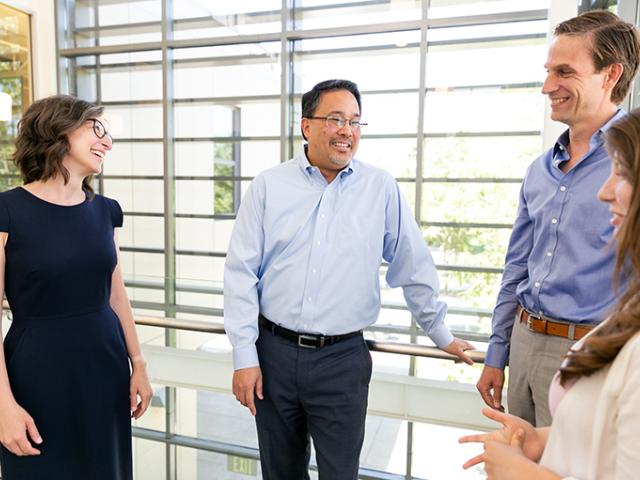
left=306, top=116, right=368, bottom=131
left=89, top=118, right=113, bottom=142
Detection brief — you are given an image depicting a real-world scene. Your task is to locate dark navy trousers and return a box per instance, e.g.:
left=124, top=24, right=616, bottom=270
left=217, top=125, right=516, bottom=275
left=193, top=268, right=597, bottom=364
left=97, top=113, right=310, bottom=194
left=255, top=322, right=373, bottom=480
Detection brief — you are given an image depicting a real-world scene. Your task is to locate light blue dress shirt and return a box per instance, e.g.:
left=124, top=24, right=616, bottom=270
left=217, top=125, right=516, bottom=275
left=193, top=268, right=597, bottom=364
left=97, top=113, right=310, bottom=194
left=224, top=150, right=452, bottom=369
left=485, top=110, right=624, bottom=369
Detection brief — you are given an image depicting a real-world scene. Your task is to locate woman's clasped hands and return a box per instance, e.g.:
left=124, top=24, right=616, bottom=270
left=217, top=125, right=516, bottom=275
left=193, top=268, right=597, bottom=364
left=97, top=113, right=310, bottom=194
left=458, top=407, right=551, bottom=480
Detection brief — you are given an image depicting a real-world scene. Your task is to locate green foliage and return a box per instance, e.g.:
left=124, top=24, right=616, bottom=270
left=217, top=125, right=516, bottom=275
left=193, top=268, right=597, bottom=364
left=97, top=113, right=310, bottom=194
left=422, top=136, right=538, bottom=309
left=0, top=77, right=23, bottom=192
left=213, top=143, right=235, bottom=214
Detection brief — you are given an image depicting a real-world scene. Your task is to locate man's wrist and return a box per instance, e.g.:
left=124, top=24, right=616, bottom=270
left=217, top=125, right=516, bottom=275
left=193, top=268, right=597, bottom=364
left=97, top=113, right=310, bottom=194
left=485, top=343, right=509, bottom=369
left=233, top=344, right=260, bottom=370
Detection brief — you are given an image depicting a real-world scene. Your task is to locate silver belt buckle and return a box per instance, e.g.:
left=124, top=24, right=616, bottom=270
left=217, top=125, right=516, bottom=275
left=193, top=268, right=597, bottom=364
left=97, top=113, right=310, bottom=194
left=298, top=334, right=319, bottom=349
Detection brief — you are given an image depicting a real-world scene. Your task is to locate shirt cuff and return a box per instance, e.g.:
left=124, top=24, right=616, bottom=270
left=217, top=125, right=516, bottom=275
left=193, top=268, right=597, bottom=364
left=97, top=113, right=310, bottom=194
left=485, top=343, right=509, bottom=369
left=427, top=323, right=455, bottom=349
left=232, top=343, right=260, bottom=370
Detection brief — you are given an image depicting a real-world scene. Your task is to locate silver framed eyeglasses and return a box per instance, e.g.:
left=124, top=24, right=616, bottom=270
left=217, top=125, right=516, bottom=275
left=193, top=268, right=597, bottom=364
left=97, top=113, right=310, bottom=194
left=306, top=116, right=368, bottom=131
left=89, top=118, right=113, bottom=142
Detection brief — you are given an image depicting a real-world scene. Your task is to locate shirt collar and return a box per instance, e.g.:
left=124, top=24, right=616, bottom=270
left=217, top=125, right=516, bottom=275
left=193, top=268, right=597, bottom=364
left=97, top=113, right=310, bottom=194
left=297, top=145, right=355, bottom=180
left=552, top=108, right=625, bottom=169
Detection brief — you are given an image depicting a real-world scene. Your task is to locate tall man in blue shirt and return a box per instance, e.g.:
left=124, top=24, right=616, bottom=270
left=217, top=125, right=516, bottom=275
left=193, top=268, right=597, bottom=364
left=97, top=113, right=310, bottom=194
left=477, top=11, right=640, bottom=427
left=224, top=79, right=474, bottom=479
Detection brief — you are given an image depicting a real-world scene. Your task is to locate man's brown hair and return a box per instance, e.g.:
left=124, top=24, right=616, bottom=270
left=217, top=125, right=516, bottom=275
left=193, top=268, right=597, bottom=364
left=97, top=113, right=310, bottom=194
left=555, top=10, right=640, bottom=104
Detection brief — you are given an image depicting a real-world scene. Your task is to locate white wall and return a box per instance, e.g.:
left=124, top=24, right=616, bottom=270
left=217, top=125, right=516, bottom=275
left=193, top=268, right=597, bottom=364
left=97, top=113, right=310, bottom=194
left=6, top=0, right=58, bottom=99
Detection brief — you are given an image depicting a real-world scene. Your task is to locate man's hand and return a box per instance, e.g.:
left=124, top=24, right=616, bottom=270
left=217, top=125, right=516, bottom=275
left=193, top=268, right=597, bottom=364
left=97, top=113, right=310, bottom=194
left=441, top=337, right=475, bottom=365
left=476, top=365, right=505, bottom=410
left=232, top=366, right=263, bottom=416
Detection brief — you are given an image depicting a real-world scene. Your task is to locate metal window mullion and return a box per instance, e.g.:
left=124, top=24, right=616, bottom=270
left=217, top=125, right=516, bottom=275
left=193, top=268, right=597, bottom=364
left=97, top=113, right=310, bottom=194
left=94, top=0, right=104, bottom=195
left=58, top=9, right=547, bottom=58
left=160, top=1, right=177, bottom=480
left=406, top=1, right=431, bottom=477
left=54, top=0, right=67, bottom=94
left=618, top=0, right=640, bottom=110
left=281, top=0, right=295, bottom=164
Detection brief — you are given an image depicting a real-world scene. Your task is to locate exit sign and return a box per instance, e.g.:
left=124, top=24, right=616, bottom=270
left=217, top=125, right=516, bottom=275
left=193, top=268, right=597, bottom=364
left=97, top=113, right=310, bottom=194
left=227, top=455, right=257, bottom=476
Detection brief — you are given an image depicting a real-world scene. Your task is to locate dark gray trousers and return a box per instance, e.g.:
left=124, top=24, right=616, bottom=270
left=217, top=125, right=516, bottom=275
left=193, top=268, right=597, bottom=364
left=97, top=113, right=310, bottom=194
left=255, top=323, right=372, bottom=480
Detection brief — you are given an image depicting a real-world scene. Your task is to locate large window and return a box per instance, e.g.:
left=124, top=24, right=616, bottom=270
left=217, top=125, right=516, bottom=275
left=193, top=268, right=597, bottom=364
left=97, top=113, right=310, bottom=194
left=55, top=1, right=556, bottom=478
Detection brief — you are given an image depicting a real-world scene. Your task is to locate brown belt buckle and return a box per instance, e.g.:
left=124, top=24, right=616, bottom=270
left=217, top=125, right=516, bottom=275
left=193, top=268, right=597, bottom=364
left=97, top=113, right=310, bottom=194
left=526, top=309, right=541, bottom=332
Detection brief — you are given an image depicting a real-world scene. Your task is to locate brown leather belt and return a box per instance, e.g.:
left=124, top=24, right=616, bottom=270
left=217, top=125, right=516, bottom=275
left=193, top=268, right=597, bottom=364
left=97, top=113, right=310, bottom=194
left=517, top=305, right=594, bottom=341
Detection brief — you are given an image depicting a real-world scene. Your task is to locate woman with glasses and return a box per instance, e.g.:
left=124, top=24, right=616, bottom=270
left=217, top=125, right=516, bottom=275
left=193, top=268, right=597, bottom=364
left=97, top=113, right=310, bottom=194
left=460, top=108, right=640, bottom=479
left=0, top=95, right=152, bottom=479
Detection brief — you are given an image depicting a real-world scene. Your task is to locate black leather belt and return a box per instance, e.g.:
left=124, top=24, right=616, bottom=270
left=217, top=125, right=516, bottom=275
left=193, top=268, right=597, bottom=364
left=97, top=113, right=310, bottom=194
left=259, top=314, right=362, bottom=349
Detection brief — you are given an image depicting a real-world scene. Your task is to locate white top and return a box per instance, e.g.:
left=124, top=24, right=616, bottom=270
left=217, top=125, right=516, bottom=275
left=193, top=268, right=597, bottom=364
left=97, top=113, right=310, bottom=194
left=540, top=331, right=640, bottom=479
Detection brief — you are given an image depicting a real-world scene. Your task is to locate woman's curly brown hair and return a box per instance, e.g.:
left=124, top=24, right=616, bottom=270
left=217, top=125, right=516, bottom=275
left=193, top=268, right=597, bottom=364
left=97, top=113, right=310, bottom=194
left=13, top=95, right=103, bottom=198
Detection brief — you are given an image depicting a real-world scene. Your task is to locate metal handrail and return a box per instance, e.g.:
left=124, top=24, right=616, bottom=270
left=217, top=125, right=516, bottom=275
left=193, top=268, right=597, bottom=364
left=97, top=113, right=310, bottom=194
left=134, top=315, right=486, bottom=363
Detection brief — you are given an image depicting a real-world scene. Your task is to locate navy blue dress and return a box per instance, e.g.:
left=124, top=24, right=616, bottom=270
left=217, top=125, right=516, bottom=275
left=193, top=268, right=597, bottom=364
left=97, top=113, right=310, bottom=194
left=0, top=187, right=132, bottom=479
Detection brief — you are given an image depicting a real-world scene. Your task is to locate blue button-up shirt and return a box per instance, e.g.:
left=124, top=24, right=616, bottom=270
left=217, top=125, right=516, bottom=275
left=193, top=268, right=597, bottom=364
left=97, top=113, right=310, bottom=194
left=224, top=151, right=452, bottom=369
left=485, top=110, right=623, bottom=369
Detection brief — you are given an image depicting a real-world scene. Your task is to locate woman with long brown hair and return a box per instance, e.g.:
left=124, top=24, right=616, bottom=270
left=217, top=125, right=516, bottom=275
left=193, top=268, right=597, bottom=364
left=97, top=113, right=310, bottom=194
left=0, top=95, right=152, bottom=479
left=460, top=108, right=640, bottom=479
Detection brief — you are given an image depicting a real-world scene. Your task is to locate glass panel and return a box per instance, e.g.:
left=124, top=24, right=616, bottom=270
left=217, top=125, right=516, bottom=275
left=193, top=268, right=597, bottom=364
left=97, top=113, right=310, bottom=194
left=173, top=1, right=281, bottom=39
left=105, top=142, right=164, bottom=176
left=412, top=422, right=486, bottom=480
left=75, top=56, right=97, bottom=102
left=423, top=136, right=539, bottom=178
left=176, top=217, right=234, bottom=253
left=294, top=0, right=421, bottom=29
left=175, top=291, right=223, bottom=311
left=424, top=89, right=544, bottom=134
left=421, top=182, right=521, bottom=224
left=438, top=270, right=502, bottom=309
left=173, top=43, right=281, bottom=98
left=175, top=140, right=279, bottom=178
left=121, top=251, right=165, bottom=280
left=357, top=138, right=417, bottom=178
left=375, top=306, right=413, bottom=329
left=73, top=0, right=162, bottom=47
left=104, top=178, right=164, bottom=214
left=174, top=389, right=259, bottom=447
left=294, top=31, right=422, bottom=92
left=119, top=215, right=165, bottom=250
left=362, top=92, right=420, bottom=135
left=428, top=0, right=550, bottom=18
left=107, top=105, right=164, bottom=139
left=425, top=226, right=511, bottom=269
left=0, top=3, right=32, bottom=191
left=177, top=255, right=226, bottom=284
left=360, top=416, right=408, bottom=476
left=75, top=0, right=162, bottom=27
left=132, top=438, right=166, bottom=480
left=178, top=446, right=264, bottom=479
left=100, top=62, right=163, bottom=102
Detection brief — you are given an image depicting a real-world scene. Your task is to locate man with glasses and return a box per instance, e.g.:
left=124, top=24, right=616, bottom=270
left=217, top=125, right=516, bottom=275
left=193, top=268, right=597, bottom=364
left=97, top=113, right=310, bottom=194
left=224, top=79, right=474, bottom=479
left=476, top=10, right=640, bottom=427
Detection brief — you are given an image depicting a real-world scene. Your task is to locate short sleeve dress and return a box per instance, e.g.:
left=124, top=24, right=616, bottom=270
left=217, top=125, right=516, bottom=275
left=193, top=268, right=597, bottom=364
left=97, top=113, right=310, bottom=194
left=0, top=187, right=132, bottom=480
